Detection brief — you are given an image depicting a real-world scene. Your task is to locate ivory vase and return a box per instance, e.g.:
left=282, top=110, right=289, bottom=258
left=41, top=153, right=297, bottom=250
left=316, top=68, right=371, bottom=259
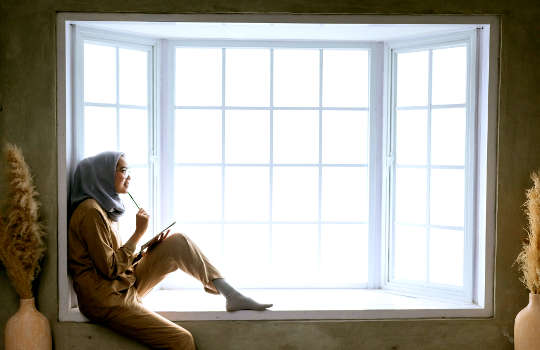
left=4, top=298, right=52, bottom=350
left=514, top=293, right=540, bottom=350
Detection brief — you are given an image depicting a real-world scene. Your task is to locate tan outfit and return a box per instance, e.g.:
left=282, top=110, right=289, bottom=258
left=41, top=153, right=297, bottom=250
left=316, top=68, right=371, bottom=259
left=68, top=199, right=222, bottom=350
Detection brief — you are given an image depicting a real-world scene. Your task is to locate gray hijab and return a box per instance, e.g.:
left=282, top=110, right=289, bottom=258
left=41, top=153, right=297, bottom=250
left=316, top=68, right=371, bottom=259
left=70, top=151, right=125, bottom=221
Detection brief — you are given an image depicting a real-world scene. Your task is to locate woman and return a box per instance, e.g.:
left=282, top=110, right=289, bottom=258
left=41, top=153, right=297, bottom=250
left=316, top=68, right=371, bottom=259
left=68, top=151, right=272, bottom=350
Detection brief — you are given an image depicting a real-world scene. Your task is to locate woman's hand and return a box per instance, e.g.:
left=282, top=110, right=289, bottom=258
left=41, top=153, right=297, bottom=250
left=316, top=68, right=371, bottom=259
left=141, top=229, right=171, bottom=255
left=135, top=208, right=150, bottom=235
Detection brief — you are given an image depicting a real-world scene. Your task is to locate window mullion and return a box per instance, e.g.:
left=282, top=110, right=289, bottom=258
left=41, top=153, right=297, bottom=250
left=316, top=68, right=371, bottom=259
left=317, top=48, right=323, bottom=276
left=426, top=49, right=433, bottom=284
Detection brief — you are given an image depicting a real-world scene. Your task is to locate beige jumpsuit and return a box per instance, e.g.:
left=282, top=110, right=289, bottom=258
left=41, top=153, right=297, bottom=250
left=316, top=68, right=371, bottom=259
left=68, top=199, right=222, bottom=350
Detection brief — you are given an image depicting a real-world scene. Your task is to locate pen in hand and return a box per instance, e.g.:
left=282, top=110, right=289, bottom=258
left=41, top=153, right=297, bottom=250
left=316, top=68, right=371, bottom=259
left=127, top=192, right=140, bottom=210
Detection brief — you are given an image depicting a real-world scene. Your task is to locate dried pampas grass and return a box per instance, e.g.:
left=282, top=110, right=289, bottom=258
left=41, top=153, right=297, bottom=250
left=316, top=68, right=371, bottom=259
left=0, top=143, right=46, bottom=299
left=516, top=171, right=540, bottom=294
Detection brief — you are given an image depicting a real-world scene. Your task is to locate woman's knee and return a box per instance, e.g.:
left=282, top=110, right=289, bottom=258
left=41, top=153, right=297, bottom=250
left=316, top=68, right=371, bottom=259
left=168, top=233, right=191, bottom=249
left=172, top=329, right=195, bottom=350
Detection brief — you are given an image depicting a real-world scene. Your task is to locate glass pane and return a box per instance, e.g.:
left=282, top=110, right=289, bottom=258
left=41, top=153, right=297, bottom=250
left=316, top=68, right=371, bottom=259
left=83, top=106, right=117, bottom=158
left=165, top=224, right=222, bottom=288
left=322, top=49, right=368, bottom=107
left=118, top=167, right=150, bottom=243
left=395, top=168, right=426, bottom=224
left=431, top=108, right=466, bottom=166
left=225, top=48, right=270, bottom=107
left=432, top=46, right=467, bottom=105
left=321, top=167, right=368, bottom=222
left=119, top=48, right=148, bottom=106
left=223, top=224, right=270, bottom=286
left=272, top=167, right=318, bottom=221
left=225, top=110, right=269, bottom=164
left=396, top=109, right=427, bottom=165
left=273, top=49, right=320, bottom=107
left=84, top=43, right=116, bottom=104
left=430, top=169, right=464, bottom=227
left=396, top=50, right=428, bottom=107
left=321, top=224, right=368, bottom=284
left=174, top=166, right=222, bottom=221
left=273, top=110, right=318, bottom=164
left=119, top=108, right=148, bottom=164
left=224, top=167, right=269, bottom=221
left=175, top=110, right=222, bottom=163
left=176, top=48, right=222, bottom=106
left=393, top=225, right=426, bottom=282
left=429, top=228, right=464, bottom=286
left=322, top=110, right=368, bottom=164
left=271, top=224, right=318, bottom=285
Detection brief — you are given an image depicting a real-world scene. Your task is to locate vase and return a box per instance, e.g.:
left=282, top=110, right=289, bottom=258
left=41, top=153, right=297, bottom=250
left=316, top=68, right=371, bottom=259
left=4, top=298, right=52, bottom=350
left=514, top=293, right=540, bottom=349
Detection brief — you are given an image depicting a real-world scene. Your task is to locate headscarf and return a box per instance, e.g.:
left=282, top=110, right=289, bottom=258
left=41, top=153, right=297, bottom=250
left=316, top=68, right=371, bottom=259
left=70, top=151, right=125, bottom=221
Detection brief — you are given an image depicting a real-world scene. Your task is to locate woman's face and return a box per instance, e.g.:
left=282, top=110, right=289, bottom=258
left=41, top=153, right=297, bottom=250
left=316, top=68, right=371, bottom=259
left=114, top=156, right=131, bottom=194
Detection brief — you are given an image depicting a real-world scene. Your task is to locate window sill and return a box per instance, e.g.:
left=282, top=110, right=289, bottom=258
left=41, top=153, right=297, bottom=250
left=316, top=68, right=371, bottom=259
left=141, top=288, right=487, bottom=321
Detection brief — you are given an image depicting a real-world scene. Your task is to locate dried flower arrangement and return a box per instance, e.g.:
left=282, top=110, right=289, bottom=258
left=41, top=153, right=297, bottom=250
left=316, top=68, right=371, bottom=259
left=0, top=143, right=47, bottom=299
left=516, top=171, right=540, bottom=294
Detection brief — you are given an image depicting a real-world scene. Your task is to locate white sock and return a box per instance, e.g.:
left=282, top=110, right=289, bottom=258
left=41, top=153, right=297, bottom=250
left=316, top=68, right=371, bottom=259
left=212, top=278, right=273, bottom=312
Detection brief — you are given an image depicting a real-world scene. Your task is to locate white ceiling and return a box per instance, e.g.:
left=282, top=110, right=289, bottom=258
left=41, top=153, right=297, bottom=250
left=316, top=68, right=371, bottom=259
left=76, top=21, right=479, bottom=41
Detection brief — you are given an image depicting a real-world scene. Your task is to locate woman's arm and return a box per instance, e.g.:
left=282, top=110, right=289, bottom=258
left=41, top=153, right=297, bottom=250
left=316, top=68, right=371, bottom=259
left=80, top=208, right=147, bottom=279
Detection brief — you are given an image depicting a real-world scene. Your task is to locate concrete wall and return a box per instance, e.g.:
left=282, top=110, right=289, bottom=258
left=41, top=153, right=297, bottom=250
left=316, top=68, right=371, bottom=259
left=0, top=0, right=539, bottom=348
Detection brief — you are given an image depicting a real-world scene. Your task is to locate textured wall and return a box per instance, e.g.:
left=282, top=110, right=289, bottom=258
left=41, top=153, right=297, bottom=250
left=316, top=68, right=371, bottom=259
left=0, top=0, right=539, bottom=348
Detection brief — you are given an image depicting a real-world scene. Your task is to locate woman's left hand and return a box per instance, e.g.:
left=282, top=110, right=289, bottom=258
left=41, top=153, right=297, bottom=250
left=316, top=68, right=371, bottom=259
left=144, top=229, right=171, bottom=253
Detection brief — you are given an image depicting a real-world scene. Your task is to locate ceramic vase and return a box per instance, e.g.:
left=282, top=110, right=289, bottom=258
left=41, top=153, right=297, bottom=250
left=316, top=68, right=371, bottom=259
left=4, top=298, right=52, bottom=350
left=514, top=293, right=540, bottom=350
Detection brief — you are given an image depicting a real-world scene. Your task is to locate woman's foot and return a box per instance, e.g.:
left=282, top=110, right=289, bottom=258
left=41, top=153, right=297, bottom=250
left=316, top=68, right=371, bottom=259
left=212, top=278, right=273, bottom=312
left=226, top=293, right=273, bottom=312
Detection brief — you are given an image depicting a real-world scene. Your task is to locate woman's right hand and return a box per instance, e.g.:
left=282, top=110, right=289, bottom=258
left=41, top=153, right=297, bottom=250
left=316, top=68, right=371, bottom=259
left=135, top=208, right=150, bottom=235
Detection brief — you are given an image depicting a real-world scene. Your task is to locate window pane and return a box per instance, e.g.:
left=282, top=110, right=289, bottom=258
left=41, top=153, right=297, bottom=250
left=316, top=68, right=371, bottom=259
left=225, top=110, right=269, bottom=164
left=430, top=169, right=464, bottom=227
left=273, top=167, right=318, bottom=221
left=223, top=224, right=270, bottom=286
left=119, top=108, right=148, bottom=164
left=429, top=228, right=464, bottom=286
left=323, top=110, right=369, bottom=164
left=273, top=110, right=318, bottom=164
left=393, top=225, right=427, bottom=282
left=176, top=48, right=222, bottom=106
left=165, top=224, right=222, bottom=288
left=395, top=168, right=426, bottom=224
left=174, top=166, right=222, bottom=221
left=396, top=109, right=427, bottom=165
left=322, top=49, right=369, bottom=107
left=225, top=48, right=270, bottom=106
left=396, top=50, right=428, bottom=107
left=224, top=167, right=269, bottom=221
left=431, top=108, right=466, bottom=166
left=432, top=46, right=467, bottom=105
left=84, top=43, right=116, bottom=104
left=175, top=110, right=222, bottom=163
left=273, top=49, right=320, bottom=107
left=322, top=167, right=368, bottom=222
left=321, top=224, right=368, bottom=284
left=271, top=224, right=318, bottom=285
left=119, top=48, right=148, bottom=106
left=83, top=106, right=117, bottom=158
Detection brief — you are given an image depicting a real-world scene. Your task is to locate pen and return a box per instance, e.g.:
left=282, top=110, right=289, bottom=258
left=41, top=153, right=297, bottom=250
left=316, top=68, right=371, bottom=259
left=127, top=192, right=141, bottom=210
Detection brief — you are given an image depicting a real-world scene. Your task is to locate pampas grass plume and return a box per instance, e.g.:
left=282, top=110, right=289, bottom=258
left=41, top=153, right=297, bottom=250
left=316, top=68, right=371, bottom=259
left=0, top=143, right=47, bottom=299
left=516, top=171, right=540, bottom=294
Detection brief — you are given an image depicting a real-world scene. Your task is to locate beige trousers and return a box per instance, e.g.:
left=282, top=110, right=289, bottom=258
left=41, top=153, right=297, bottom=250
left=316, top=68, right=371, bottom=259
left=103, top=233, right=222, bottom=350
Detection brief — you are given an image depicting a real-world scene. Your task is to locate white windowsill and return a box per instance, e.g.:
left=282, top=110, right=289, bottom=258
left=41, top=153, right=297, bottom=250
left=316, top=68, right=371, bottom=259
left=136, top=288, right=486, bottom=321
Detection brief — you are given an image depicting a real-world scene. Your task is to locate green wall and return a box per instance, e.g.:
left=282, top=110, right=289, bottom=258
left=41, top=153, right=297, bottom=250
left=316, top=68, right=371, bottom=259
left=1, top=0, right=539, bottom=348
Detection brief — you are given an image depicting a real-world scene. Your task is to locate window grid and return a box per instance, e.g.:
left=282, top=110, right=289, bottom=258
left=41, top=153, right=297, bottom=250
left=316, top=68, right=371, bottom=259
left=389, top=41, right=470, bottom=292
left=173, top=45, right=370, bottom=288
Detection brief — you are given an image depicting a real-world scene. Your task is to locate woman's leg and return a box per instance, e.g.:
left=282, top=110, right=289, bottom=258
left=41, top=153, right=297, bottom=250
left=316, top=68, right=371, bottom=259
left=134, top=232, right=222, bottom=297
left=104, top=299, right=195, bottom=350
left=135, top=232, right=272, bottom=311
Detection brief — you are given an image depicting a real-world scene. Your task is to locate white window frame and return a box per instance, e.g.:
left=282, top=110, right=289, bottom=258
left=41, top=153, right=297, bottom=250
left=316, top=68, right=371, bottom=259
left=160, top=40, right=381, bottom=290
left=383, top=31, right=478, bottom=302
left=57, top=13, right=499, bottom=322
